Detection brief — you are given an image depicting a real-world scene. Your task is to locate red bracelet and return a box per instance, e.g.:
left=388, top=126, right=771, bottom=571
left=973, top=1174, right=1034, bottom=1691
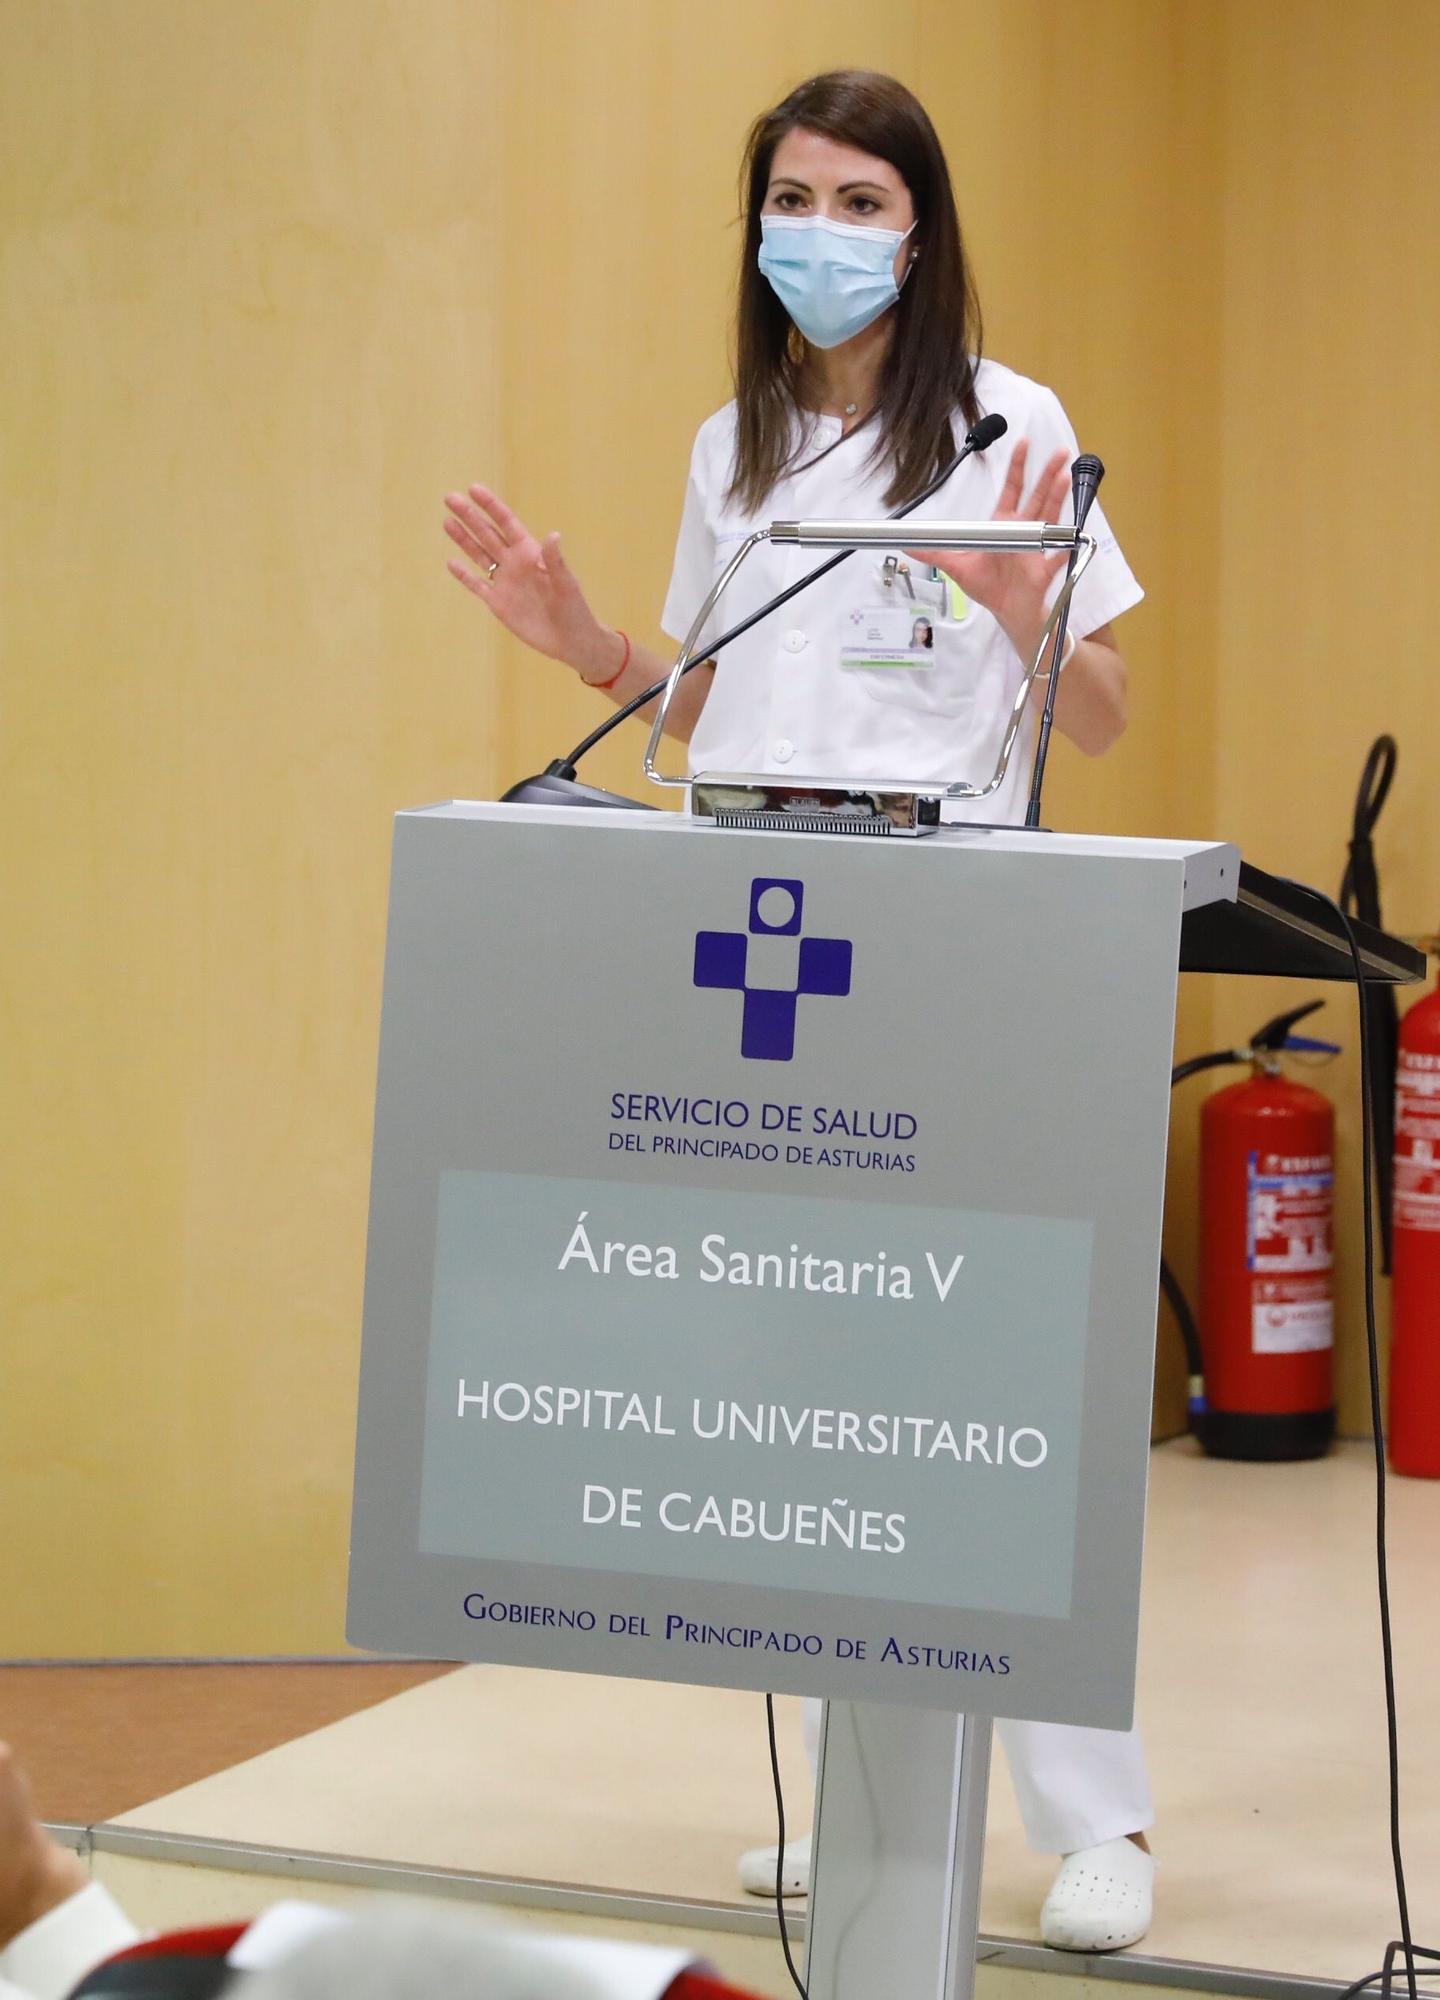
left=586, top=629, right=630, bottom=692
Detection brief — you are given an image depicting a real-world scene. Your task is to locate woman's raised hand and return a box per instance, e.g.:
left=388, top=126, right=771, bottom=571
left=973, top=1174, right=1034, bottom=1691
left=445, top=485, right=614, bottom=676
left=907, top=438, right=1072, bottom=654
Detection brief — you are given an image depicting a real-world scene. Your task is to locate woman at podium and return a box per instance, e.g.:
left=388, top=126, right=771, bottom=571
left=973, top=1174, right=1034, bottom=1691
left=444, top=68, right=1153, bottom=1954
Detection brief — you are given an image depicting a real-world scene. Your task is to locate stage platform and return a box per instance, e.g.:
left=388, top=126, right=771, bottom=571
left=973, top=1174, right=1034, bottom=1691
left=43, top=1441, right=1440, bottom=2000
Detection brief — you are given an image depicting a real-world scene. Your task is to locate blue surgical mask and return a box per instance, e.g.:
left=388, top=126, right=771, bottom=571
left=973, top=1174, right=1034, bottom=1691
left=758, top=213, right=915, bottom=349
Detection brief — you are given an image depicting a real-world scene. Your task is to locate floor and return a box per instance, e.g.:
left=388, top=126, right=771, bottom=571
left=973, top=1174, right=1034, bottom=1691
left=17, top=1441, right=1439, bottom=1991
left=0, top=1662, right=453, bottom=1823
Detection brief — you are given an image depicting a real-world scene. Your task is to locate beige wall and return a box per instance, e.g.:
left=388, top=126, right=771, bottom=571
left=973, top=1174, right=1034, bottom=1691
left=1206, top=1, right=1440, bottom=1424
left=1, top=0, right=1433, bottom=1657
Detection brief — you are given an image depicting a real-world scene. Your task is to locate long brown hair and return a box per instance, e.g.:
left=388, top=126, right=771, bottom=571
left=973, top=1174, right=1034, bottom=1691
left=729, top=71, right=983, bottom=513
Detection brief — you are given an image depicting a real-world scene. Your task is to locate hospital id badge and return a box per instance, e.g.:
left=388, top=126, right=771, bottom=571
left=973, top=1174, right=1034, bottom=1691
left=839, top=560, right=963, bottom=669
left=840, top=602, right=939, bottom=669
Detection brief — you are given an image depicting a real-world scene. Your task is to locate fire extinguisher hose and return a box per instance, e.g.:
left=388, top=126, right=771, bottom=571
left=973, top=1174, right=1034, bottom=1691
left=1157, top=1254, right=1204, bottom=1404
left=1160, top=1049, right=1247, bottom=1418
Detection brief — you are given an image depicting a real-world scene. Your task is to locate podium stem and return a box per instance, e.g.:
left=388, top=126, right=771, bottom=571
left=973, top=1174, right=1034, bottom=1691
left=806, top=1700, right=993, bottom=2000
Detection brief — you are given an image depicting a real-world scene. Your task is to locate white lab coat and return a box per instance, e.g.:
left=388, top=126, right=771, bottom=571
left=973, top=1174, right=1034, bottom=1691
left=663, top=356, right=1142, bottom=820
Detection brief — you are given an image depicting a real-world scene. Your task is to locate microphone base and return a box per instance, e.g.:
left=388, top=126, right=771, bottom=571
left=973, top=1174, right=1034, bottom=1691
left=500, top=770, right=657, bottom=812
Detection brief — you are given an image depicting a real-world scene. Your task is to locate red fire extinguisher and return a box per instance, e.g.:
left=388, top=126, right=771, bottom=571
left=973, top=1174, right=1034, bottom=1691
left=1186, top=1002, right=1341, bottom=1460
left=1388, top=969, right=1440, bottom=1477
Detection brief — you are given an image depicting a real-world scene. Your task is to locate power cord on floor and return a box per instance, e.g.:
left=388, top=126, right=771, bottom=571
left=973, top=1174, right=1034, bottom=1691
left=1280, top=880, right=1430, bottom=2000
left=1335, top=1944, right=1440, bottom=2000
left=765, top=1692, right=809, bottom=2000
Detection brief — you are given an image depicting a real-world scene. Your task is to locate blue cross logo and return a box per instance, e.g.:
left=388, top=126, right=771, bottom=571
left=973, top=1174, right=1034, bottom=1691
left=693, top=877, right=853, bottom=1062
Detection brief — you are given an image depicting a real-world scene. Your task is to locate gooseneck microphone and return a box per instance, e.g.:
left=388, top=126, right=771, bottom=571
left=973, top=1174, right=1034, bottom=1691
left=1022, top=452, right=1104, bottom=830
left=1069, top=452, right=1104, bottom=531
left=502, top=412, right=1009, bottom=808
left=952, top=411, right=1008, bottom=454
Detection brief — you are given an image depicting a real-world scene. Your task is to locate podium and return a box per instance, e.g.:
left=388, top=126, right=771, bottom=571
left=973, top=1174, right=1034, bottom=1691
left=347, top=802, right=1420, bottom=1999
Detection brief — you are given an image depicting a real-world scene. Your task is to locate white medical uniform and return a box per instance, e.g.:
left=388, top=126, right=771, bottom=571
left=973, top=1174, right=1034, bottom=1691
left=663, top=357, right=1141, bottom=822
left=662, top=355, right=1153, bottom=1856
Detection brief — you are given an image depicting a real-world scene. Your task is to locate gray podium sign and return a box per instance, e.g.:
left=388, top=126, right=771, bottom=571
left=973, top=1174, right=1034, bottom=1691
left=348, top=803, right=1236, bottom=1728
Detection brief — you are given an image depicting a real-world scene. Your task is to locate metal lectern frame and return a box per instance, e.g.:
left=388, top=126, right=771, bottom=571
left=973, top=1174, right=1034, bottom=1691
left=642, top=519, right=1097, bottom=814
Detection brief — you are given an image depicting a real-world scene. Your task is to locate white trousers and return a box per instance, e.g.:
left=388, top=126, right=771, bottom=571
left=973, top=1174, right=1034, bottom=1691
left=802, top=1701, right=1153, bottom=1857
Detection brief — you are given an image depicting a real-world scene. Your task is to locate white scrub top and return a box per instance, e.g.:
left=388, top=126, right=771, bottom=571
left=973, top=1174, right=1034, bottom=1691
left=661, top=356, right=1143, bottom=825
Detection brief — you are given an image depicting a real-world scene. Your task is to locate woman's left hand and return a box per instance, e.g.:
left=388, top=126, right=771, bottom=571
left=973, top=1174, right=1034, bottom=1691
left=906, top=438, right=1071, bottom=657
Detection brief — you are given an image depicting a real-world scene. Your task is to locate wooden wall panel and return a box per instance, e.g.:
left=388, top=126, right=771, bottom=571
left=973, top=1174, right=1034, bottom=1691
left=0, top=0, right=506, bottom=1653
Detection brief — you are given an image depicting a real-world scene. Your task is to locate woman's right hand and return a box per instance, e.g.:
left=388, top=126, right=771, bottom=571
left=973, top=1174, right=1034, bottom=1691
left=444, top=485, right=620, bottom=682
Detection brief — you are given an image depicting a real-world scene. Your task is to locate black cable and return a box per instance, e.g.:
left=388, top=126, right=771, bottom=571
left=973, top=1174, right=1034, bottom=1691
left=765, top=1691, right=810, bottom=2000
left=1278, top=878, right=1425, bottom=2000
left=1339, top=736, right=1401, bottom=1272
left=1339, top=737, right=1398, bottom=916
left=555, top=420, right=1005, bottom=777
left=1331, top=1939, right=1440, bottom=2000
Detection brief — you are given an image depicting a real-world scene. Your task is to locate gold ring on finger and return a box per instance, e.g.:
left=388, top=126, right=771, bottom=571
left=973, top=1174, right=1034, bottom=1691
left=485, top=559, right=500, bottom=582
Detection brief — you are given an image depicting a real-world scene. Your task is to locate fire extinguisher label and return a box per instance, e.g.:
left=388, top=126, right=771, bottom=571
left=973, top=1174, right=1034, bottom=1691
left=1395, top=1050, right=1440, bottom=1234
left=1245, top=1150, right=1334, bottom=1353
left=1251, top=1283, right=1334, bottom=1353
left=1246, top=1150, right=1334, bottom=1272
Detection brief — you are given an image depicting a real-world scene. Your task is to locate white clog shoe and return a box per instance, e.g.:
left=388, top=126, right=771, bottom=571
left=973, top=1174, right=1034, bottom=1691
left=1040, top=1836, right=1155, bottom=1951
left=738, top=1833, right=812, bottom=1897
